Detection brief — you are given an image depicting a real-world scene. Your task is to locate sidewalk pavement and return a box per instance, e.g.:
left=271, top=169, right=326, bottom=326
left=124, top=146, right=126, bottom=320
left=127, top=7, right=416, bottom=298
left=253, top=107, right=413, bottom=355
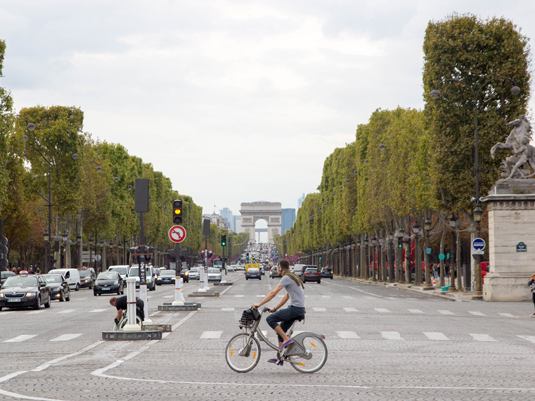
left=336, top=275, right=478, bottom=302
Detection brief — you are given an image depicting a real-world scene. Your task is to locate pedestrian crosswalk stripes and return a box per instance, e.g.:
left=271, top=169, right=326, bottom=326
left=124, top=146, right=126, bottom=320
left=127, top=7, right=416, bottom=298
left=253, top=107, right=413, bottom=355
left=336, top=331, right=360, bottom=339
left=468, top=311, right=486, bottom=316
left=50, top=334, right=82, bottom=342
left=4, top=335, right=38, bottom=343
left=470, top=334, right=497, bottom=342
left=424, top=332, right=450, bottom=341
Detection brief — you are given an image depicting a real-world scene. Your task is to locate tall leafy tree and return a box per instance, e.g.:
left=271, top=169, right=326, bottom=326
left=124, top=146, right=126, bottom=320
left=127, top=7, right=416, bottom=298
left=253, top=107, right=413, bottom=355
left=423, top=14, right=531, bottom=213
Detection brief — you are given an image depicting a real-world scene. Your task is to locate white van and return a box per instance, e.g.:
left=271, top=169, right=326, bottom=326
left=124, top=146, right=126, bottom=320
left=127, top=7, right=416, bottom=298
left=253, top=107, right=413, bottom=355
left=48, top=268, right=82, bottom=291
left=108, top=265, right=130, bottom=280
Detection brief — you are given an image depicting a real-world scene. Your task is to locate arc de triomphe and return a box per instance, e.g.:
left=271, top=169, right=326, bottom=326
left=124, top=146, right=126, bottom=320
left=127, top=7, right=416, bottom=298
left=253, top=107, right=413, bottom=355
left=240, top=201, right=282, bottom=244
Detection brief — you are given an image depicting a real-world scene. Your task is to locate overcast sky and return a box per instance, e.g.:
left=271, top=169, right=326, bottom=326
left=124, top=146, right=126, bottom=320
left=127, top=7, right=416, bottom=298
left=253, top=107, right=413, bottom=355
left=1, top=0, right=534, bottom=225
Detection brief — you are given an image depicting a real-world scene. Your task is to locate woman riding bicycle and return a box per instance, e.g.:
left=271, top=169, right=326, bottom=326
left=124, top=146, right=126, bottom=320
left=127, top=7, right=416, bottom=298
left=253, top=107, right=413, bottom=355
left=253, top=259, right=305, bottom=365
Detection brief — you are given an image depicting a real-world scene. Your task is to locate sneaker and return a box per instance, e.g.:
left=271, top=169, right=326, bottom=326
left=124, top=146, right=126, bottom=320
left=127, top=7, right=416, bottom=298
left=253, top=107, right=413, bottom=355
left=279, top=338, right=293, bottom=351
left=267, top=358, right=284, bottom=366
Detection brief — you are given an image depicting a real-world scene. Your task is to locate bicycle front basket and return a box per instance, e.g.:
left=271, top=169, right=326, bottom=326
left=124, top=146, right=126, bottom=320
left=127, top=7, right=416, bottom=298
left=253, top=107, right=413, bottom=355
left=239, top=308, right=259, bottom=328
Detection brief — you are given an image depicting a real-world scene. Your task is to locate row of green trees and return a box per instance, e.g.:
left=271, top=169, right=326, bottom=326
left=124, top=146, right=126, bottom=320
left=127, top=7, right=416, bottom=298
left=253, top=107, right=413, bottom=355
left=276, top=14, right=531, bottom=259
left=0, top=40, right=247, bottom=269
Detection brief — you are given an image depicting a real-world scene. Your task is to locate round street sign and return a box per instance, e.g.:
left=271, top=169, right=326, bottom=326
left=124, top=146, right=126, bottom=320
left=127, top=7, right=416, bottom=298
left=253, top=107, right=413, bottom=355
left=472, top=238, right=485, bottom=251
left=438, top=253, right=445, bottom=260
left=169, top=225, right=187, bottom=243
left=425, top=248, right=432, bottom=255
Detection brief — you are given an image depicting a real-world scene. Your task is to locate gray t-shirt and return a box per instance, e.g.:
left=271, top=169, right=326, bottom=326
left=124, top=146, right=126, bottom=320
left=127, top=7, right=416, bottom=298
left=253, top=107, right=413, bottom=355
left=279, top=275, right=305, bottom=308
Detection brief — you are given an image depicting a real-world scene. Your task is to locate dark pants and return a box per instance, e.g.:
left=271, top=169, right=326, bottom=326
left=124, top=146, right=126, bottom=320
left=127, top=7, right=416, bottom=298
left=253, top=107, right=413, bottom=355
left=532, top=292, right=535, bottom=310
left=136, top=298, right=145, bottom=321
left=266, top=305, right=306, bottom=342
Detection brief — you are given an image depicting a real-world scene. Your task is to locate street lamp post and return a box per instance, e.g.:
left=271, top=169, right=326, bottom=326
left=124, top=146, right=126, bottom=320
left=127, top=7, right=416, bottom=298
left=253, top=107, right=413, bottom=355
left=76, top=234, right=81, bottom=269
left=363, top=234, right=369, bottom=280
left=371, top=237, right=378, bottom=281
left=448, top=213, right=457, bottom=292
left=412, top=223, right=421, bottom=285
left=423, top=216, right=433, bottom=290
left=430, top=77, right=520, bottom=299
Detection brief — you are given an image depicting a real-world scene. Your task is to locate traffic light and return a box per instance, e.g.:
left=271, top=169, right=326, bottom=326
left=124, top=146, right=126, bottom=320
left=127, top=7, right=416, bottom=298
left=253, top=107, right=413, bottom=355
left=221, top=235, right=227, bottom=247
left=246, top=253, right=249, bottom=259
left=0, top=237, right=8, bottom=269
left=173, top=199, right=183, bottom=224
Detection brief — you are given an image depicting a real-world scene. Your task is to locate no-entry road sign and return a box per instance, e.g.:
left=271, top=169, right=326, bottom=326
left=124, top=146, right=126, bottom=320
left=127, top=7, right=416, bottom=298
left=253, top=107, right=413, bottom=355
left=169, top=225, right=187, bottom=243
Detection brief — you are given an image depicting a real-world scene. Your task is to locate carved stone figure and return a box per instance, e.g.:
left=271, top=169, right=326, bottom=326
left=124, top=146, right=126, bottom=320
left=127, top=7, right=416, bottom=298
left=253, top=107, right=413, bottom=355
left=491, top=115, right=535, bottom=180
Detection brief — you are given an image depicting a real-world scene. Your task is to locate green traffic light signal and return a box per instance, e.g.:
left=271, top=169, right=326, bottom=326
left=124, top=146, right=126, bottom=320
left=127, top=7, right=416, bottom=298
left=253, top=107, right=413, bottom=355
left=221, top=234, right=227, bottom=247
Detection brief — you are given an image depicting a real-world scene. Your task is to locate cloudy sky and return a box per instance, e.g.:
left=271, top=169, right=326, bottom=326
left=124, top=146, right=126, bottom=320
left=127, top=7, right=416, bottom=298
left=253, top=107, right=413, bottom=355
left=1, top=0, right=534, bottom=226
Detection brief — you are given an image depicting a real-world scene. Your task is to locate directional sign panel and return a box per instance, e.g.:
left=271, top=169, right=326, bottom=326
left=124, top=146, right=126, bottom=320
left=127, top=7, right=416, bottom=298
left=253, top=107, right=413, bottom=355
left=169, top=225, right=187, bottom=243
left=472, top=238, right=485, bottom=255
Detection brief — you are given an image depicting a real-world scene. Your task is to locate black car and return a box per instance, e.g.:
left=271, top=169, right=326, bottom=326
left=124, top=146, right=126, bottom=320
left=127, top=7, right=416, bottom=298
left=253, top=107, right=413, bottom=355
left=79, top=269, right=96, bottom=289
left=180, top=268, right=189, bottom=283
left=43, top=274, right=71, bottom=302
left=246, top=268, right=261, bottom=280
left=93, top=271, right=124, bottom=296
left=0, top=271, right=15, bottom=285
left=0, top=274, right=51, bottom=310
left=320, top=267, right=333, bottom=279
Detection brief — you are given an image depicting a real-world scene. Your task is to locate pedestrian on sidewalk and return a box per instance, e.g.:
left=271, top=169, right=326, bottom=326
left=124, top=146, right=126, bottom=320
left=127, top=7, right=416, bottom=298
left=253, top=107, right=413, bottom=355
left=433, top=263, right=439, bottom=279
left=528, top=274, right=535, bottom=316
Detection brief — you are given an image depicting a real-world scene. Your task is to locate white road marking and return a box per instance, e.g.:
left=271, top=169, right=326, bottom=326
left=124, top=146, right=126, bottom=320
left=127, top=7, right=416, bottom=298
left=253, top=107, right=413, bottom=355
left=374, top=308, right=390, bottom=313
left=256, top=295, right=265, bottom=298
left=321, top=295, right=331, bottom=299
left=89, top=309, right=106, bottom=313
left=470, top=334, right=497, bottom=342
left=344, top=307, right=358, bottom=312
left=74, top=298, right=87, bottom=301
left=4, top=335, right=37, bottom=343
left=381, top=332, right=403, bottom=340
left=200, top=331, right=222, bottom=339
left=518, top=335, right=535, bottom=343
left=424, top=332, right=450, bottom=341
left=221, top=308, right=235, bottom=312
left=336, top=331, right=360, bottom=339
left=57, top=309, right=75, bottom=314
left=408, top=309, right=424, bottom=314
left=149, top=311, right=160, bottom=317
left=50, top=334, right=82, bottom=342
left=437, top=310, right=455, bottom=315
left=498, top=313, right=516, bottom=318
left=234, top=295, right=244, bottom=298
left=26, top=311, right=44, bottom=315
left=342, top=296, right=353, bottom=299
left=313, top=308, right=326, bottom=312
left=0, top=311, right=14, bottom=315
left=468, top=311, right=486, bottom=316
left=163, top=295, right=173, bottom=299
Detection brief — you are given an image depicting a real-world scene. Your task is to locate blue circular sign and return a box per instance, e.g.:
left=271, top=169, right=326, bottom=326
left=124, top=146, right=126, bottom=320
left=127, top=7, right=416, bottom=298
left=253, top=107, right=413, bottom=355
left=472, top=238, right=485, bottom=251
left=438, top=253, right=445, bottom=260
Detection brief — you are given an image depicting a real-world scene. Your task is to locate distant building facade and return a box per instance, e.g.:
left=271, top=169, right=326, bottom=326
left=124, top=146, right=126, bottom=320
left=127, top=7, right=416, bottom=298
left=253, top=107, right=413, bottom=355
left=220, top=207, right=234, bottom=232
left=202, top=213, right=228, bottom=231
left=281, top=208, right=296, bottom=234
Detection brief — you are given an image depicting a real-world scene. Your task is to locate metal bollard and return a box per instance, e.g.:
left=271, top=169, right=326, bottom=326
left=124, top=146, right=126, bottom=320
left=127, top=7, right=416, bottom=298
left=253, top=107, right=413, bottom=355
left=172, top=277, right=185, bottom=305
left=122, top=277, right=140, bottom=331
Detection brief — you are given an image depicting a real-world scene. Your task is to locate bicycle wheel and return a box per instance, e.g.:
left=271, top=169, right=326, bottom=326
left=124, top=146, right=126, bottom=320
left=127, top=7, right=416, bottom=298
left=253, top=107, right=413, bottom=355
left=289, top=335, right=328, bottom=373
left=118, top=316, right=142, bottom=330
left=225, top=333, right=261, bottom=373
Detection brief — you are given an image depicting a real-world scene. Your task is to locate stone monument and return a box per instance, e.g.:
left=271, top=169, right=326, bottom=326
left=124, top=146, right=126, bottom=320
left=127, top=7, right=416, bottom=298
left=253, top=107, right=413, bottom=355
left=483, top=116, right=535, bottom=301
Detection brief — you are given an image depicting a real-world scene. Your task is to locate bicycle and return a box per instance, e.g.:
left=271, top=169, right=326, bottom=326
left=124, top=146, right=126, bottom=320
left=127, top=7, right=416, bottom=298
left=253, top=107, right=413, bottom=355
left=112, top=309, right=143, bottom=331
left=225, top=307, right=328, bottom=373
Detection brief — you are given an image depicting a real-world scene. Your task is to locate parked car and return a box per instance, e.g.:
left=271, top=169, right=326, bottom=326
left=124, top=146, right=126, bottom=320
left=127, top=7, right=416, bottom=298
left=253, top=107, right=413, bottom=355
left=246, top=268, right=261, bottom=280
left=108, top=265, right=129, bottom=280
left=320, top=267, right=333, bottom=279
left=0, top=271, right=15, bottom=285
left=43, top=273, right=70, bottom=302
left=48, top=268, right=81, bottom=291
left=0, top=274, right=51, bottom=310
left=207, top=268, right=222, bottom=282
left=303, top=267, right=321, bottom=284
left=94, top=271, right=124, bottom=296
left=79, top=268, right=96, bottom=289
left=189, top=267, right=200, bottom=280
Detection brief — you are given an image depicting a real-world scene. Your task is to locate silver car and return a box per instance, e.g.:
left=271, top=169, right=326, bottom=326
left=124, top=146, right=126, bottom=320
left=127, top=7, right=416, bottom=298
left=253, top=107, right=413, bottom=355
left=189, top=268, right=200, bottom=280
left=207, top=268, right=222, bottom=282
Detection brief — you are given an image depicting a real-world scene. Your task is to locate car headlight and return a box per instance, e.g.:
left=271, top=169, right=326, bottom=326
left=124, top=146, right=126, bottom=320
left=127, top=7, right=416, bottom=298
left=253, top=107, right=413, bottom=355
left=0, top=293, right=4, bottom=298
left=185, top=272, right=189, bottom=276
left=26, top=292, right=36, bottom=297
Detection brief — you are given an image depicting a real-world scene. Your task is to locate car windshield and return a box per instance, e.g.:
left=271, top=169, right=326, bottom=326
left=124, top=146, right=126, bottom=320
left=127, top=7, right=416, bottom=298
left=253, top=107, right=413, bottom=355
left=43, top=274, right=62, bottom=283
left=97, top=273, right=118, bottom=280
left=161, top=270, right=175, bottom=277
left=2, top=276, right=38, bottom=288
left=248, top=268, right=259, bottom=272
left=79, top=271, right=90, bottom=277
left=306, top=268, right=318, bottom=273
left=129, top=267, right=139, bottom=277
left=208, top=269, right=220, bottom=274
left=190, top=268, right=199, bottom=273
left=109, top=267, right=128, bottom=275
